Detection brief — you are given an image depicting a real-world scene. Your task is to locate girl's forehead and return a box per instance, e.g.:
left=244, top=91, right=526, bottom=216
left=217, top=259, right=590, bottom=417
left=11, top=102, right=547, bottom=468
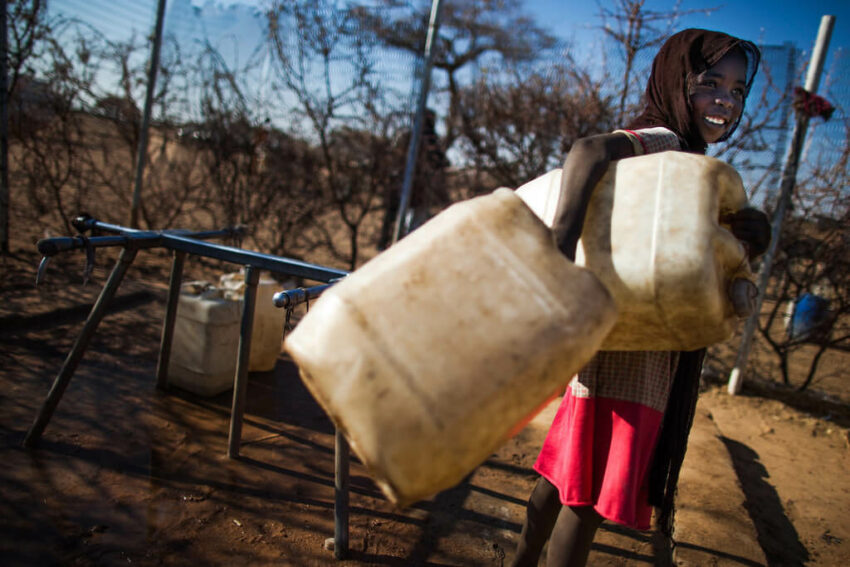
left=703, top=51, right=748, bottom=82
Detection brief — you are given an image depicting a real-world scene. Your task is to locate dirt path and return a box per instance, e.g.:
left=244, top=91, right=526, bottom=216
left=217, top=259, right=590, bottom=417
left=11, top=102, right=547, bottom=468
left=1, top=244, right=849, bottom=565
left=697, top=387, right=850, bottom=566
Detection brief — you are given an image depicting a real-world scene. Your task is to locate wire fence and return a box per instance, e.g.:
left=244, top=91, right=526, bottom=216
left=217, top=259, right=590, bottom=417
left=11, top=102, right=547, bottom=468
left=40, top=2, right=848, bottom=182
left=9, top=1, right=848, bottom=269
left=1, top=0, right=845, bottom=410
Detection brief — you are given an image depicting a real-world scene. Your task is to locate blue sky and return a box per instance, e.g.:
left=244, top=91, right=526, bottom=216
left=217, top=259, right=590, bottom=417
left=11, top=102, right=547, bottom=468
left=47, top=0, right=849, bottom=120
left=43, top=0, right=848, bottom=201
left=50, top=0, right=850, bottom=54
left=528, top=1, right=848, bottom=54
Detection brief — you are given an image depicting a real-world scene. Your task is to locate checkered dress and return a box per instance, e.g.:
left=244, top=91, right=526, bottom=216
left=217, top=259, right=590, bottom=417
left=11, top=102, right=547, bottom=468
left=534, top=127, right=684, bottom=530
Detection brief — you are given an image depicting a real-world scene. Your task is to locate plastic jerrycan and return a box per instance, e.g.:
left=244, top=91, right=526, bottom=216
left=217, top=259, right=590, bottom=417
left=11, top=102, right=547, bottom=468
left=167, top=274, right=286, bottom=397
left=168, top=283, right=242, bottom=396
left=515, top=151, right=754, bottom=351
left=219, top=272, right=287, bottom=372
left=284, top=188, right=618, bottom=507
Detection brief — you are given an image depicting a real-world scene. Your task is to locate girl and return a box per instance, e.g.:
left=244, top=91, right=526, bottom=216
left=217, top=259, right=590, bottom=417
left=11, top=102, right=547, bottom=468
left=511, top=29, right=770, bottom=567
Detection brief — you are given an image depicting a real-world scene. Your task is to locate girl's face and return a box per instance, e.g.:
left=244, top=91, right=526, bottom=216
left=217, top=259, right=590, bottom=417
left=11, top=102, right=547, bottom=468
left=689, top=51, right=748, bottom=144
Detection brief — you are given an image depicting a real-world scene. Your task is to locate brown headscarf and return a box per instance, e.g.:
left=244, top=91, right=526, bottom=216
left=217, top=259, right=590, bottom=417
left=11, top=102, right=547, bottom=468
left=627, top=29, right=761, bottom=154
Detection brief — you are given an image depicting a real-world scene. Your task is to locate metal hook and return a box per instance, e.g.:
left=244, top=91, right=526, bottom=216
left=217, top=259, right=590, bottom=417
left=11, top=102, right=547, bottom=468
left=283, top=305, right=294, bottom=338
left=81, top=235, right=96, bottom=286
left=36, top=256, right=50, bottom=286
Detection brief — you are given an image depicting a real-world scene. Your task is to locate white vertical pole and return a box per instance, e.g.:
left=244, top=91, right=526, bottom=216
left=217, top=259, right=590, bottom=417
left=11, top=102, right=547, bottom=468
left=728, top=15, right=835, bottom=395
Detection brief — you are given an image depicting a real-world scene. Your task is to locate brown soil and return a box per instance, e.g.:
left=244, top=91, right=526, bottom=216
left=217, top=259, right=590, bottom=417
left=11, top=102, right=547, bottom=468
left=2, top=227, right=849, bottom=566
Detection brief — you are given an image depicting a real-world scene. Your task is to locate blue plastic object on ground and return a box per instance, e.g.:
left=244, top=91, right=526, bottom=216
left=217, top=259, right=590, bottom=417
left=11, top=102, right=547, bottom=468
left=788, top=293, right=830, bottom=341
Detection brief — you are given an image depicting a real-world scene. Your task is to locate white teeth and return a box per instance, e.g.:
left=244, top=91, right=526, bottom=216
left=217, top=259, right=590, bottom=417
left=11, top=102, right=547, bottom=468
left=705, top=116, right=726, bottom=125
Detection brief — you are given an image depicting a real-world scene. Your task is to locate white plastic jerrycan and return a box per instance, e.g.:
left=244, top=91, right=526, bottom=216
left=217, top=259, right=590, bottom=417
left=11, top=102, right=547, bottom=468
left=515, top=151, right=755, bottom=351
left=168, top=283, right=242, bottom=396
left=219, top=272, right=287, bottom=372
left=167, top=274, right=286, bottom=397
left=284, top=188, right=617, bottom=507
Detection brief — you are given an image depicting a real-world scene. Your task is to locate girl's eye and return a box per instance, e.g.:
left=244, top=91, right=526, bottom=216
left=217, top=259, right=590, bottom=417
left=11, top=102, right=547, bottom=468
left=732, top=88, right=745, bottom=99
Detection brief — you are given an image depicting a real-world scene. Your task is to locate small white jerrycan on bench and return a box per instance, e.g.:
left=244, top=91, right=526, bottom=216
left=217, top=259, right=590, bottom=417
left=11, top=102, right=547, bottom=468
left=284, top=189, right=618, bottom=506
left=516, top=151, right=756, bottom=351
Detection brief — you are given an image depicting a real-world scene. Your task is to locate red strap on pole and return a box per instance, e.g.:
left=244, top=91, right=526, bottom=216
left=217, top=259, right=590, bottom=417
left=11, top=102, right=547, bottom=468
left=793, top=86, right=835, bottom=120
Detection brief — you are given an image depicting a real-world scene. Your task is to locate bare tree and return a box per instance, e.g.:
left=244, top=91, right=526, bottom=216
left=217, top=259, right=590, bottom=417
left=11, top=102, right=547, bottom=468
left=597, top=0, right=716, bottom=124
left=9, top=16, right=98, bottom=235
left=351, top=0, right=556, bottom=151
left=454, top=58, right=616, bottom=193
left=70, top=31, right=200, bottom=230
left=755, top=124, right=850, bottom=391
left=266, top=0, right=405, bottom=270
left=4, top=0, right=52, bottom=253
left=6, top=1, right=50, bottom=95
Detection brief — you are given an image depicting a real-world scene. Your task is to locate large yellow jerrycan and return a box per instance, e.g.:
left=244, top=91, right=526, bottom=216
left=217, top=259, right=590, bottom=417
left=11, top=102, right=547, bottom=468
left=284, top=188, right=617, bottom=507
left=515, top=151, right=755, bottom=351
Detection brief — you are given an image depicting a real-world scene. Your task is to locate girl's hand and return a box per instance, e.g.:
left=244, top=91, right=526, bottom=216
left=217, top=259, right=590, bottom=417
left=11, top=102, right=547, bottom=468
left=723, top=208, right=771, bottom=258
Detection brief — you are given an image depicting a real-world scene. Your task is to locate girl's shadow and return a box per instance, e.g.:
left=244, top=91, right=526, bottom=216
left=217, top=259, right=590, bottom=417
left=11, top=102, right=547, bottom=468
left=721, top=437, right=809, bottom=566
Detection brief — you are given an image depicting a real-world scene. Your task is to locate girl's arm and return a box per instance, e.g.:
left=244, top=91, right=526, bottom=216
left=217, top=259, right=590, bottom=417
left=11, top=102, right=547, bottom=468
left=552, top=133, right=636, bottom=260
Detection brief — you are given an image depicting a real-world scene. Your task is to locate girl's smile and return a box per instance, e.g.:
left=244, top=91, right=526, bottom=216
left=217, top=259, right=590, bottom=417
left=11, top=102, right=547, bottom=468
left=689, top=50, right=749, bottom=144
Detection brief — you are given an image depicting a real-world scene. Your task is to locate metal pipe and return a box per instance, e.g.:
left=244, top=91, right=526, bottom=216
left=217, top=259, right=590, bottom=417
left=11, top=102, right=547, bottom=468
left=728, top=15, right=836, bottom=395
left=175, top=227, right=245, bottom=240
left=73, top=215, right=245, bottom=241
left=392, top=0, right=444, bottom=243
left=273, top=282, right=338, bottom=309
left=23, top=247, right=139, bottom=447
left=39, top=224, right=345, bottom=284
left=163, top=233, right=347, bottom=283
left=334, top=429, right=350, bottom=559
left=227, top=266, right=260, bottom=459
left=73, top=215, right=148, bottom=235
left=51, top=217, right=340, bottom=283
left=155, top=250, right=186, bottom=391
left=37, top=234, right=159, bottom=256
left=128, top=0, right=168, bottom=228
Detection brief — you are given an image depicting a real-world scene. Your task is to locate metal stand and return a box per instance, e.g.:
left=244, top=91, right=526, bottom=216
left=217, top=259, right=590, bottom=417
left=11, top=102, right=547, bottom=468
left=334, top=429, right=350, bottom=559
left=24, top=247, right=139, bottom=447
left=276, top=281, right=351, bottom=558
left=228, top=266, right=260, bottom=459
left=155, top=250, right=186, bottom=390
left=25, top=215, right=353, bottom=558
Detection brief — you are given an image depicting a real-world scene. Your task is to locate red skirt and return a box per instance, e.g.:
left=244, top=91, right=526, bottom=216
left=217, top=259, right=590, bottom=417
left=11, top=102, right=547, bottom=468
left=533, top=351, right=676, bottom=530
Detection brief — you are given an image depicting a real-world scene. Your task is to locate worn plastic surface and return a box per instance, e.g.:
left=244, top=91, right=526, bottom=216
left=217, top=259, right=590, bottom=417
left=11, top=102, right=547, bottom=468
left=515, top=151, right=753, bottom=351
left=284, top=189, right=617, bottom=506
left=220, top=272, right=286, bottom=372
left=168, top=284, right=241, bottom=396
left=167, top=275, right=286, bottom=396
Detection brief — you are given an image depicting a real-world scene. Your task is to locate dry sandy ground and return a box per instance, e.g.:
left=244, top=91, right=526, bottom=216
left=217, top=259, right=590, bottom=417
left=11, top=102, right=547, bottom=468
left=1, top=239, right=849, bottom=566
